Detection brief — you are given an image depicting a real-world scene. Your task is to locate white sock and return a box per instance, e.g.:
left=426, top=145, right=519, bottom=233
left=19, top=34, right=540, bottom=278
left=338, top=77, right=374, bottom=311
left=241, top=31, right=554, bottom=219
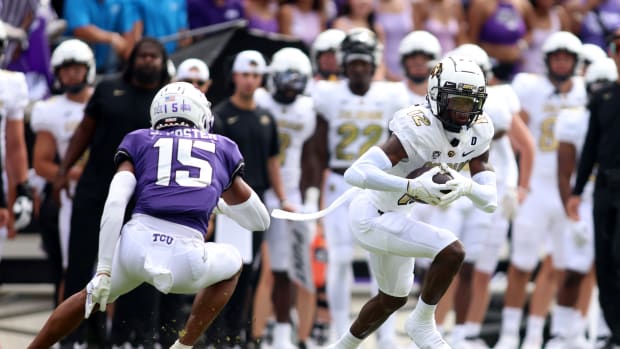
left=551, top=305, right=573, bottom=337
left=273, top=322, right=292, bottom=345
left=501, top=307, right=522, bottom=337
left=336, top=330, right=363, bottom=349
left=524, top=315, right=545, bottom=343
left=466, top=322, right=482, bottom=337
left=413, top=297, right=437, bottom=323
left=169, top=340, right=192, bottom=349
left=451, top=324, right=467, bottom=342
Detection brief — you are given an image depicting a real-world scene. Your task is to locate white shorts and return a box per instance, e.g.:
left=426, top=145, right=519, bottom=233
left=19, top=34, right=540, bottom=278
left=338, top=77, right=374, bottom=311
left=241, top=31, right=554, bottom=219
left=560, top=199, right=594, bottom=273
left=108, top=214, right=242, bottom=302
left=264, top=189, right=314, bottom=290
left=323, top=172, right=355, bottom=264
left=476, top=183, right=511, bottom=274
left=427, top=197, right=492, bottom=263
left=348, top=193, right=458, bottom=297
left=511, top=180, right=567, bottom=271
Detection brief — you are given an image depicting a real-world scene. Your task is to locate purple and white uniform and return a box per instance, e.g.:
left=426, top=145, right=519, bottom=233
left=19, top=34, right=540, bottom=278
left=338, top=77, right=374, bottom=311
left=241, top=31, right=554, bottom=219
left=116, top=127, right=244, bottom=234
left=107, top=127, right=245, bottom=298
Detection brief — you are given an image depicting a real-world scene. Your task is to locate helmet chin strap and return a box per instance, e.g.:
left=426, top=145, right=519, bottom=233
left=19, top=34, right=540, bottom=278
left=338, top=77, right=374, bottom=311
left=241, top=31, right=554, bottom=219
left=548, top=72, right=572, bottom=84
left=64, top=83, right=87, bottom=94
left=273, top=90, right=297, bottom=105
left=407, top=74, right=427, bottom=84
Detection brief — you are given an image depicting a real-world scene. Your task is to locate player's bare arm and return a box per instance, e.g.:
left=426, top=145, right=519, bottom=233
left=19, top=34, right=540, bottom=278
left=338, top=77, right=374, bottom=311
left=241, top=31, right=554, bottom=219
left=509, top=114, right=535, bottom=199
left=54, top=115, right=97, bottom=201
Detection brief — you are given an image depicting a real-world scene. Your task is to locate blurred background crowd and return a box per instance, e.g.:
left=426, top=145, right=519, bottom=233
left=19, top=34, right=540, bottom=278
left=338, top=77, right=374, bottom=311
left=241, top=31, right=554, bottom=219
left=1, top=0, right=620, bottom=349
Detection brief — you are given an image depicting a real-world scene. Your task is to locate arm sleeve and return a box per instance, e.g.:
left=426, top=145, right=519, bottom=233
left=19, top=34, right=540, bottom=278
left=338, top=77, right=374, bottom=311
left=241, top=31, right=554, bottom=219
left=573, top=99, right=599, bottom=195
left=343, top=146, right=409, bottom=192
left=217, top=190, right=270, bottom=231
left=467, top=170, right=498, bottom=213
left=96, top=171, right=137, bottom=273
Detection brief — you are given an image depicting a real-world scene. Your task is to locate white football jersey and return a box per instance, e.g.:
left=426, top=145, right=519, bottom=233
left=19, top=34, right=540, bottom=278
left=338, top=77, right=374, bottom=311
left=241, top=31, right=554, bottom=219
left=555, top=106, right=594, bottom=201
left=312, top=79, right=409, bottom=169
left=512, top=73, right=587, bottom=182
left=484, top=84, right=520, bottom=188
left=403, top=81, right=427, bottom=106
left=365, top=104, right=494, bottom=213
left=31, top=94, right=86, bottom=160
left=0, top=70, right=29, bottom=177
left=254, top=88, right=316, bottom=190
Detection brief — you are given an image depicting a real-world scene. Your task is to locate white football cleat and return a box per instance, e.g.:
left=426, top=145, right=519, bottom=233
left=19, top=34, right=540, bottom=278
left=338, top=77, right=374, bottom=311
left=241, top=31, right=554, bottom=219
left=405, top=312, right=452, bottom=349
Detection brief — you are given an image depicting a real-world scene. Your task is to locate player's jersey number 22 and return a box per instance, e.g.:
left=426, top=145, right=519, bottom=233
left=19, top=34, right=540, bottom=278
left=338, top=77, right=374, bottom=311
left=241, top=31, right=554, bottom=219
left=154, top=137, right=215, bottom=187
left=335, top=122, right=383, bottom=161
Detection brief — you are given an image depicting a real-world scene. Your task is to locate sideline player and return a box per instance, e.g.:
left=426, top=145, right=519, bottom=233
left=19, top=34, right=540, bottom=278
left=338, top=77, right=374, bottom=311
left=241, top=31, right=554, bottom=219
left=324, top=56, right=496, bottom=349
left=311, top=27, right=409, bottom=342
left=27, top=82, right=271, bottom=349
left=493, top=31, right=587, bottom=349
left=253, top=47, right=319, bottom=349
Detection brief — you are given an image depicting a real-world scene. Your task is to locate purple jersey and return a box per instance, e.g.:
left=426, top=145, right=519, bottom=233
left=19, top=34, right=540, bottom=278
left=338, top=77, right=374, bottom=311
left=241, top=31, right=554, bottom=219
left=116, top=127, right=244, bottom=233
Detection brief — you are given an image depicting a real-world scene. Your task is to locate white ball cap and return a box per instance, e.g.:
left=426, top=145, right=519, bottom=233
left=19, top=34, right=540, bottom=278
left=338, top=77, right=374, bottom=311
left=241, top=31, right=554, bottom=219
left=176, top=58, right=210, bottom=81
left=232, top=50, right=267, bottom=74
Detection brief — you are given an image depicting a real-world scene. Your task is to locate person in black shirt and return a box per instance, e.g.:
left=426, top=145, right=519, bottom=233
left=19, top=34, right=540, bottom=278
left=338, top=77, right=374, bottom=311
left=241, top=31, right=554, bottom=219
left=568, top=29, right=620, bottom=348
left=53, top=37, right=170, bottom=348
left=209, top=50, right=292, bottom=348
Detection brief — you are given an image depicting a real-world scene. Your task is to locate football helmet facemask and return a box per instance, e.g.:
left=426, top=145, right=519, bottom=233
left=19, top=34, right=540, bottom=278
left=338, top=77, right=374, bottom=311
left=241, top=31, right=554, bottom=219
left=398, top=30, right=442, bottom=83
left=338, top=28, right=383, bottom=71
left=542, top=31, right=582, bottom=82
left=150, top=82, right=213, bottom=131
left=427, top=56, right=487, bottom=133
left=51, top=39, right=96, bottom=93
left=268, top=47, right=312, bottom=104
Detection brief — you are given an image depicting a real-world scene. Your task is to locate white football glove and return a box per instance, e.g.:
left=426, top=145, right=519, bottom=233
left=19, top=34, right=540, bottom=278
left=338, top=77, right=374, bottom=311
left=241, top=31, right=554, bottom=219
left=407, top=166, right=448, bottom=205
left=500, top=187, right=519, bottom=220
left=85, top=273, right=111, bottom=318
left=438, top=166, right=473, bottom=207
left=568, top=220, right=591, bottom=248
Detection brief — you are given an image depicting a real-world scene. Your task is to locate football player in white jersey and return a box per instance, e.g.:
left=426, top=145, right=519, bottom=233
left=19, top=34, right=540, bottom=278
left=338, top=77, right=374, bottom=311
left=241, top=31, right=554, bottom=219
left=252, top=47, right=319, bottom=349
left=543, top=58, right=618, bottom=349
left=322, top=55, right=495, bottom=349
left=31, top=39, right=94, bottom=294
left=311, top=28, right=347, bottom=82
left=0, top=20, right=31, bottom=249
left=398, top=30, right=442, bottom=106
left=493, top=31, right=588, bottom=349
left=311, top=27, right=409, bottom=343
left=427, top=44, right=535, bottom=349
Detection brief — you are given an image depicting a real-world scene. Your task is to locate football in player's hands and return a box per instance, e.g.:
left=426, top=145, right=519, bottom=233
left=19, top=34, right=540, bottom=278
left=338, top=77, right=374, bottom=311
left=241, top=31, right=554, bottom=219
left=407, top=166, right=453, bottom=193
left=406, top=165, right=453, bottom=204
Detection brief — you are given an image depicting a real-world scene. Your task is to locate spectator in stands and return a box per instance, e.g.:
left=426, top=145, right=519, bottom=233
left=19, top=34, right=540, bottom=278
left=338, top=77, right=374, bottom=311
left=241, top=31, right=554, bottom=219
left=467, top=0, right=533, bottom=81
left=63, top=0, right=129, bottom=74
left=2, top=1, right=53, bottom=101
left=521, top=0, right=570, bottom=75
left=577, top=0, right=620, bottom=49
left=187, top=0, right=245, bottom=29
left=175, top=58, right=212, bottom=93
left=413, top=0, right=468, bottom=58
left=375, top=0, right=413, bottom=81
left=278, top=0, right=326, bottom=48
left=31, top=39, right=94, bottom=307
left=121, top=0, right=191, bottom=54
left=245, top=0, right=280, bottom=33
left=53, top=37, right=170, bottom=348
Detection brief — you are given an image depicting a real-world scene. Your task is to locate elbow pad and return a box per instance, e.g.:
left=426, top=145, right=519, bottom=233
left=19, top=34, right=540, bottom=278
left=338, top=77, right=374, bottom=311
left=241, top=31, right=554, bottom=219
left=467, top=171, right=497, bottom=213
left=218, top=191, right=270, bottom=231
left=97, top=171, right=136, bottom=273
left=344, top=146, right=409, bottom=192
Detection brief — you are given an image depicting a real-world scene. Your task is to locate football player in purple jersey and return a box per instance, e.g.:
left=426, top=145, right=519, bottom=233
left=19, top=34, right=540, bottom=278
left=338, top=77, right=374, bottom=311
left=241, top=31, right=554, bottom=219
left=28, top=82, right=271, bottom=349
